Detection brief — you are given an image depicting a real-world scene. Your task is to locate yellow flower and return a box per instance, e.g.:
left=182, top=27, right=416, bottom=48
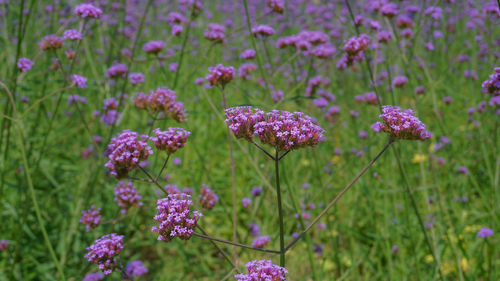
left=411, top=153, right=428, bottom=163
left=301, top=159, right=310, bottom=167
left=461, top=258, right=469, bottom=272
left=424, top=254, right=434, bottom=263
left=440, top=261, right=455, bottom=275
left=331, top=155, right=341, bottom=165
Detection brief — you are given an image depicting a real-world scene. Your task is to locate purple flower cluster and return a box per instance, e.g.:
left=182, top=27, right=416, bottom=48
left=125, top=260, right=148, bottom=277
left=129, top=72, right=145, bottom=84
left=63, top=29, right=82, bottom=41
left=17, top=58, right=33, bottom=72
left=150, top=127, right=191, bottom=154
left=238, top=63, right=257, bottom=80
left=82, top=272, right=104, bottom=281
left=276, top=30, right=329, bottom=51
left=0, top=240, right=9, bottom=251
left=106, top=64, right=128, bottom=79
left=72, top=74, right=87, bottom=88
left=267, top=0, right=284, bottom=13
left=240, top=49, right=256, bottom=60
left=143, top=40, right=165, bottom=54
left=206, top=64, right=235, bottom=87
left=252, top=25, right=275, bottom=37
left=337, top=34, right=370, bottom=70
left=251, top=235, right=270, bottom=248
left=39, top=35, right=63, bottom=50
left=74, top=3, right=102, bottom=19
left=80, top=205, right=101, bottom=232
left=133, top=87, right=187, bottom=122
left=152, top=194, right=202, bottom=242
left=392, top=76, right=409, bottom=88
left=85, top=233, right=124, bottom=275
left=225, top=107, right=325, bottom=151
left=477, top=227, right=494, bottom=238
left=234, top=260, right=288, bottom=281
left=204, top=23, right=226, bottom=43
left=306, top=75, right=330, bottom=97
left=105, top=130, right=153, bottom=178
left=199, top=184, right=218, bottom=210
left=371, top=105, right=431, bottom=140
left=114, top=181, right=142, bottom=213
left=481, top=67, right=500, bottom=95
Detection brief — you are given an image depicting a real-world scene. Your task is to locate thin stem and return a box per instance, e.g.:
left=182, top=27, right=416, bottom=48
left=278, top=150, right=291, bottom=161
left=252, top=141, right=275, bottom=160
left=156, top=153, right=171, bottom=181
left=285, top=139, right=393, bottom=252
left=139, top=166, right=167, bottom=195
left=274, top=149, right=286, bottom=266
left=195, top=226, right=238, bottom=269
left=193, top=229, right=280, bottom=254
left=173, top=1, right=196, bottom=89
left=221, top=87, right=239, bottom=266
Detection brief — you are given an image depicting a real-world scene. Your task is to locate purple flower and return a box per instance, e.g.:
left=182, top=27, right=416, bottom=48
left=204, top=23, right=226, bottom=43
left=225, top=106, right=265, bottom=140
left=72, top=74, right=87, bottom=88
left=206, top=64, right=235, bottom=87
left=172, top=157, right=181, bottom=165
left=391, top=245, right=399, bottom=254
left=129, top=72, right=145, bottom=84
left=372, top=105, right=431, bottom=140
left=199, top=184, right=218, bottom=210
left=152, top=194, right=202, bottom=242
left=251, top=235, right=270, bottom=248
left=392, top=76, right=408, bottom=88
left=477, top=227, right=494, bottom=238
left=242, top=197, right=251, bottom=208
left=63, top=29, right=82, bottom=41
left=238, top=63, right=257, bottom=80
left=458, top=166, right=469, bottom=175
left=150, top=127, right=191, bottom=154
left=311, top=44, right=336, bottom=59
left=240, top=49, right=256, bottom=59
left=39, top=35, right=63, bottom=50
left=267, top=0, right=284, bottom=13
left=17, top=58, right=33, bottom=72
left=0, top=240, right=9, bottom=251
left=133, top=87, right=187, bottom=122
left=74, top=3, right=102, bottom=19
left=251, top=186, right=262, bottom=197
left=234, top=260, right=287, bottom=281
left=252, top=24, right=275, bottom=37
left=80, top=205, right=101, bottom=232
left=125, top=260, right=148, bottom=277
left=249, top=223, right=260, bottom=236
left=85, top=233, right=124, bottom=275
left=106, top=64, right=128, bottom=79
left=481, top=67, right=500, bottom=95
left=114, top=181, right=142, bottom=213
left=104, top=130, right=153, bottom=178
left=82, top=272, right=104, bottom=281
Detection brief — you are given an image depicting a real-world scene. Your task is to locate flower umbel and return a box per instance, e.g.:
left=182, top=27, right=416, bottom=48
left=371, top=105, right=431, bottom=141
left=234, top=260, right=288, bottom=281
left=85, top=233, right=124, bottom=275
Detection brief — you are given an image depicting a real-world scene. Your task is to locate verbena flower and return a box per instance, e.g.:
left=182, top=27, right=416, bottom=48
left=105, top=130, right=153, bottom=178
left=114, top=181, right=142, bottom=213
left=129, top=72, right=145, bottom=84
left=125, top=260, right=148, bottom=277
left=85, top=233, right=124, bottom=275
left=133, top=87, right=187, bottom=122
left=82, top=272, right=104, bottom=281
left=392, top=76, right=408, bottom=88
left=0, top=240, right=9, bottom=251
left=63, top=29, right=82, bottom=41
left=206, top=64, right=235, bottom=87
left=225, top=106, right=265, bottom=141
left=242, top=197, right=251, bottom=208
left=251, top=235, right=270, bottom=248
left=252, top=25, right=275, bottom=37
left=240, top=49, right=256, bottom=59
left=481, top=67, right=500, bottom=95
left=199, top=184, right=218, bottom=210
left=17, top=58, right=33, bottom=72
left=337, top=34, right=370, bottom=70
left=267, top=0, right=284, bottom=14
left=150, top=127, right=191, bottom=153
left=75, top=3, right=102, bottom=19
left=204, top=23, right=226, bottom=43
left=371, top=105, right=431, bottom=140
left=39, top=35, right=63, bottom=50
left=238, top=63, right=257, bottom=80
left=152, top=194, right=202, bottom=242
left=80, top=205, right=101, bottom=232
left=477, top=227, right=494, bottom=238
left=106, top=64, right=128, bottom=79
left=234, top=260, right=287, bottom=281
left=143, top=40, right=165, bottom=54
left=72, top=74, right=88, bottom=88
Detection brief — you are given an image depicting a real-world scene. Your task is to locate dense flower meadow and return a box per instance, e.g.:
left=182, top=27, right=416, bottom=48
left=0, top=0, right=499, bottom=280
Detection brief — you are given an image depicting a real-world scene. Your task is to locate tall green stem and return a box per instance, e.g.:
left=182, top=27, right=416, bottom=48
left=275, top=149, right=285, bottom=266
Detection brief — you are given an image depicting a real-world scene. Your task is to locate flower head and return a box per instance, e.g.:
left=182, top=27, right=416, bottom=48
left=105, top=130, right=153, bottom=178
left=199, top=184, right=218, bottom=210
left=125, top=260, right=148, bottom=277
left=143, top=40, right=165, bottom=54
left=17, top=58, right=33, bottom=72
left=477, top=227, right=494, bottom=238
left=267, top=0, right=284, bottom=13
left=72, top=74, right=88, bottom=88
left=150, top=127, right=191, bottom=154
left=252, top=25, right=275, bottom=37
left=85, top=233, right=124, bottom=275
left=204, top=23, right=226, bottom=43
left=82, top=272, right=104, bottom=281
left=251, top=236, right=270, bottom=248
left=206, top=64, right=235, bottom=87
left=371, top=105, right=431, bottom=140
left=481, top=67, right=500, bottom=95
left=0, top=240, right=9, bottom=251
left=80, top=205, right=101, bottom=232
left=133, top=87, right=187, bottom=122
left=75, top=3, right=102, bottom=19
left=129, top=72, right=145, bottom=84
left=63, top=29, right=82, bottom=41
left=152, top=194, right=202, bottom=242
left=106, top=64, right=128, bottom=79
left=114, top=181, right=142, bottom=213
left=39, top=35, right=63, bottom=50
left=225, top=106, right=265, bottom=140
left=234, top=260, right=288, bottom=281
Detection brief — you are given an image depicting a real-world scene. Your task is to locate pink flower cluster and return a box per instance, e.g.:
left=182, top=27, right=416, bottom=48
left=106, top=64, right=128, bottom=79
left=371, top=105, right=431, bottom=140
left=251, top=235, right=270, bottom=248
left=85, top=233, right=124, bottom=275
left=114, top=181, right=142, bottom=213
left=63, top=29, right=82, bottom=41
left=267, top=0, right=284, bottom=13
left=105, top=130, right=153, bottom=178
left=150, top=127, right=191, bottom=154
left=337, top=34, right=370, bottom=70
left=276, top=30, right=329, bottom=51
left=72, top=74, right=87, bottom=88
left=355, top=92, right=378, bottom=105
left=310, top=44, right=336, bottom=59
left=238, top=63, right=257, bottom=80
left=143, top=40, right=165, bottom=54
left=133, top=87, right=187, bottom=122
left=234, top=260, right=288, bottom=281
left=0, top=240, right=9, bottom=251
left=481, top=67, right=500, bottom=95
left=306, top=75, right=330, bottom=97
left=125, top=260, right=148, bottom=277
left=80, top=205, right=101, bottom=232
left=199, top=184, right=218, bottom=210
left=252, top=25, right=275, bottom=37
left=225, top=107, right=325, bottom=151
left=204, top=23, right=226, bottom=43
left=152, top=194, right=203, bottom=242
left=240, top=49, right=256, bottom=60
left=206, top=64, right=235, bottom=87
left=74, top=3, right=102, bottom=19
left=17, top=58, right=33, bottom=72
left=39, top=35, right=63, bottom=50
